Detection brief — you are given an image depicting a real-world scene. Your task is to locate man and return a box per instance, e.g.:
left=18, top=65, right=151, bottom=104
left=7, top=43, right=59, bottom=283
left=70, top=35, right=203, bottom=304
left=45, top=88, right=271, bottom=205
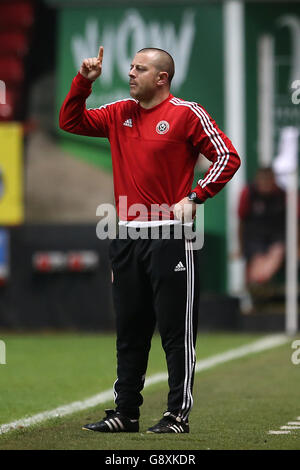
left=238, top=167, right=286, bottom=285
left=59, top=46, right=240, bottom=433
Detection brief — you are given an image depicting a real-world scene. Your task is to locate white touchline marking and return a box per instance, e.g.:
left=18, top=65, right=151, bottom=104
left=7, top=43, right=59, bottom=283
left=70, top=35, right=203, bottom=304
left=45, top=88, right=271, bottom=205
left=280, top=426, right=300, bottom=430
left=268, top=431, right=291, bottom=435
left=193, top=334, right=287, bottom=374
left=0, top=334, right=288, bottom=435
left=269, top=419, right=300, bottom=435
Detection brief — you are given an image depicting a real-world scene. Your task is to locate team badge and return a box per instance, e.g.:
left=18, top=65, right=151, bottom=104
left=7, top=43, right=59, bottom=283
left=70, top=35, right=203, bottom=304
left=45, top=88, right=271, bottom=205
left=156, top=120, right=170, bottom=135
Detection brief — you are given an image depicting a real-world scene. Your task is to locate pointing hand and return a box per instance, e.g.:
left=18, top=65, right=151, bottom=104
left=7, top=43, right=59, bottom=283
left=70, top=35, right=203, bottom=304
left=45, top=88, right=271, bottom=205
left=80, top=46, right=104, bottom=82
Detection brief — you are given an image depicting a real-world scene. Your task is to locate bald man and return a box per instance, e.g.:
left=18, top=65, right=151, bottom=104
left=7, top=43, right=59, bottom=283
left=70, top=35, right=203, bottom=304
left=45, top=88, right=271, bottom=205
left=60, top=47, right=240, bottom=434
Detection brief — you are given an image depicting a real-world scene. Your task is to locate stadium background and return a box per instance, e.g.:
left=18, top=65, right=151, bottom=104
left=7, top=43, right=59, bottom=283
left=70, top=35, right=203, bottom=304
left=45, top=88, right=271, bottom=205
left=1, top=0, right=299, bottom=332
left=1, top=0, right=300, bottom=452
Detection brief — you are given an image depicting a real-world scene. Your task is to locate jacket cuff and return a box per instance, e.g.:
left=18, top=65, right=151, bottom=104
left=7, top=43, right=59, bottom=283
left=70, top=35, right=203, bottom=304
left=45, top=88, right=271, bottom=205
left=191, top=185, right=208, bottom=204
left=73, top=72, right=93, bottom=93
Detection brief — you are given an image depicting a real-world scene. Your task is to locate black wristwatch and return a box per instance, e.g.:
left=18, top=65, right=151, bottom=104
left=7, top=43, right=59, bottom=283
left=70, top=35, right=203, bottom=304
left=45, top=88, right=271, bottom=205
left=187, top=192, right=203, bottom=204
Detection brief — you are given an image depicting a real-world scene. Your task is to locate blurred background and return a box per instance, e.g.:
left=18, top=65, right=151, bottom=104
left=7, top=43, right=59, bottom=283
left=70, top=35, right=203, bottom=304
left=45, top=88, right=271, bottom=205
left=0, top=0, right=299, bottom=334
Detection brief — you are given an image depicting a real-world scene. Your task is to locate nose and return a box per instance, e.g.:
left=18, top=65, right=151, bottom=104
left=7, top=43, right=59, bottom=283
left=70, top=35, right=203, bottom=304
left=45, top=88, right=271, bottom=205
left=128, top=67, right=136, bottom=78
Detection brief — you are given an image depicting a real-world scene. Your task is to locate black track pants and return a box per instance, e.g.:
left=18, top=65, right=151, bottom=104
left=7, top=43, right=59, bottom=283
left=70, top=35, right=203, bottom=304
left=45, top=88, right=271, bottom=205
left=109, top=230, right=200, bottom=422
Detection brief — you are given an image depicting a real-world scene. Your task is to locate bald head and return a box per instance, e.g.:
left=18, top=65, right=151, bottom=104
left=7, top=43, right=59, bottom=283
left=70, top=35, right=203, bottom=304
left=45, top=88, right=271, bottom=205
left=137, top=48, right=175, bottom=85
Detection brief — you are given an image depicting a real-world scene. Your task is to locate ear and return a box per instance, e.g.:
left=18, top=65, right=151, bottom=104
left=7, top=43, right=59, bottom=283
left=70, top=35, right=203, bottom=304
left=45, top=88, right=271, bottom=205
left=157, top=71, right=169, bottom=86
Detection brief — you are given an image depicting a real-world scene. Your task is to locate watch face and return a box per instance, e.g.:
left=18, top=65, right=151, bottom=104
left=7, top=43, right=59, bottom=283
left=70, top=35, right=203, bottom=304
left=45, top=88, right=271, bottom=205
left=189, top=192, right=197, bottom=200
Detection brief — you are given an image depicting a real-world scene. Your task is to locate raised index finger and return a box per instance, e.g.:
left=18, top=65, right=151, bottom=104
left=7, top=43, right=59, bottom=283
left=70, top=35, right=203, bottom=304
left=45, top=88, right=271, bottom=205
left=97, top=46, right=104, bottom=62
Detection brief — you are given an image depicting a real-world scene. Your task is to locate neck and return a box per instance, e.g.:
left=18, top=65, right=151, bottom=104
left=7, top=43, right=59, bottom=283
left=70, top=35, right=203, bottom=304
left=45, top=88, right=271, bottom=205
left=139, top=89, right=170, bottom=109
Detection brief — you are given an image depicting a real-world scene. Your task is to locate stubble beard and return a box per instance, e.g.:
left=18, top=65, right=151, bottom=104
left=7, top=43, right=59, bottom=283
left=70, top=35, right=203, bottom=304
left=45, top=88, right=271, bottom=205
left=130, top=85, right=156, bottom=103
left=129, top=85, right=142, bottom=100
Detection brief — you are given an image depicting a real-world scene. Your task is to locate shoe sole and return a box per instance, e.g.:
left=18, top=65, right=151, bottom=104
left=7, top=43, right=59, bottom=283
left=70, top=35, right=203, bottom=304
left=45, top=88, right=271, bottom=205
left=146, top=430, right=188, bottom=434
left=82, top=426, right=139, bottom=433
left=83, top=428, right=186, bottom=433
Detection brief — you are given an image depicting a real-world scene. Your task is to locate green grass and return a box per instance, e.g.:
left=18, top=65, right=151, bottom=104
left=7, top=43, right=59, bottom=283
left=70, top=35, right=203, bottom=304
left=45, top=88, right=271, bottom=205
left=0, top=331, right=299, bottom=450
left=0, top=331, right=260, bottom=425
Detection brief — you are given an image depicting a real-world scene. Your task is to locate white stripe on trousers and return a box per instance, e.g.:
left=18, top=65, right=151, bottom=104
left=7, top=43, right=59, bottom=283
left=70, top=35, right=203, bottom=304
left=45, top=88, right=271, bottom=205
left=181, top=239, right=196, bottom=422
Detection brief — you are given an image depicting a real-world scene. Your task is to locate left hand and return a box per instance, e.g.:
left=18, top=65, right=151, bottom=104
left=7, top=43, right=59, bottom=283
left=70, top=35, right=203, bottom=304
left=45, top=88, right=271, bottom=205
left=173, top=197, right=196, bottom=222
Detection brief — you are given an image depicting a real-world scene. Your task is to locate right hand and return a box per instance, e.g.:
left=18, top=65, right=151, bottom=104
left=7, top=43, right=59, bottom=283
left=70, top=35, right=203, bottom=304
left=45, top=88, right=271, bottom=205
left=80, top=46, right=104, bottom=82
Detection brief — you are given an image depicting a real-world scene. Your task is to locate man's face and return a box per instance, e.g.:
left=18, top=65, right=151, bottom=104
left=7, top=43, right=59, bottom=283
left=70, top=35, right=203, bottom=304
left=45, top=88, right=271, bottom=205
left=255, top=172, right=276, bottom=195
left=128, top=51, right=160, bottom=101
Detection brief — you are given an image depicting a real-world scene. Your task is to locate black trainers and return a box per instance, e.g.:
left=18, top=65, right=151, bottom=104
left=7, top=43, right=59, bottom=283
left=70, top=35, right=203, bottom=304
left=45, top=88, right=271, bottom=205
left=82, top=409, right=139, bottom=433
left=147, top=411, right=189, bottom=434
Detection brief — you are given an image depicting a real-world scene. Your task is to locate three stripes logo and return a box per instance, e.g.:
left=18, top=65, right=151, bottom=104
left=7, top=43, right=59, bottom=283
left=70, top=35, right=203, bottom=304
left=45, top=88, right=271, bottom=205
left=123, top=118, right=133, bottom=127
left=104, top=416, right=137, bottom=432
left=174, top=261, right=186, bottom=272
left=163, top=412, right=187, bottom=433
left=104, top=416, right=125, bottom=431
left=169, top=424, right=185, bottom=433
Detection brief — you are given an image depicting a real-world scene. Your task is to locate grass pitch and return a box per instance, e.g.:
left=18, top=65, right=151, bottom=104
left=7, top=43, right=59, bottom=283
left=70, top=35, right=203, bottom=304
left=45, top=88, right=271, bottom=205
left=0, top=331, right=299, bottom=450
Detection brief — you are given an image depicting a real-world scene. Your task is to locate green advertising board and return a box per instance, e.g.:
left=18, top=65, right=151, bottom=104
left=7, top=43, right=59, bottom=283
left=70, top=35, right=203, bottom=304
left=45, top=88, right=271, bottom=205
left=54, top=1, right=300, bottom=295
left=57, top=3, right=267, bottom=294
left=56, top=3, right=228, bottom=292
left=57, top=4, right=224, bottom=152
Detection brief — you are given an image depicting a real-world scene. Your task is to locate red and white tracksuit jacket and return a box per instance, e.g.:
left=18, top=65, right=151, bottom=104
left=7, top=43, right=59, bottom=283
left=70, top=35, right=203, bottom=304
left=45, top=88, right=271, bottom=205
left=59, top=72, right=241, bottom=221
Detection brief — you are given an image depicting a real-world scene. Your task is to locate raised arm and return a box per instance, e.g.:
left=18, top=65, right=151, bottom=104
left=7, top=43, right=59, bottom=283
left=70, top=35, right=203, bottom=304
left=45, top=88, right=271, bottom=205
left=59, top=46, right=110, bottom=137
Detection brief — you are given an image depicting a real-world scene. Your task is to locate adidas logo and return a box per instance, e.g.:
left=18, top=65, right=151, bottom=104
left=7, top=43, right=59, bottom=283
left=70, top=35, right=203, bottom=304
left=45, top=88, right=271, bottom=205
left=174, top=261, right=186, bottom=272
left=123, top=118, right=133, bottom=127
